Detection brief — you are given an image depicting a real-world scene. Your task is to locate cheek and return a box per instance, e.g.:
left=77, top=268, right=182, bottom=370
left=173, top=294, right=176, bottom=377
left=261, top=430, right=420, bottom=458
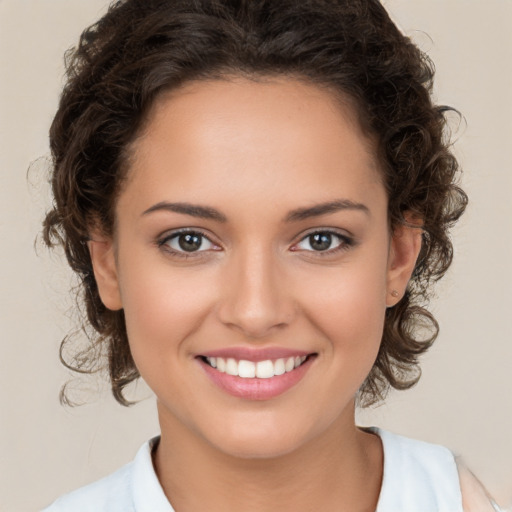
left=296, top=252, right=389, bottom=352
left=117, top=251, right=218, bottom=359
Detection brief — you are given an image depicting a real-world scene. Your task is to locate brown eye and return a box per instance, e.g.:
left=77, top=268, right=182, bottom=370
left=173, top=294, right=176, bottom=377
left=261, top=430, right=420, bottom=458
left=162, top=231, right=216, bottom=253
left=308, top=233, right=332, bottom=251
left=178, top=233, right=203, bottom=252
left=294, top=231, right=352, bottom=254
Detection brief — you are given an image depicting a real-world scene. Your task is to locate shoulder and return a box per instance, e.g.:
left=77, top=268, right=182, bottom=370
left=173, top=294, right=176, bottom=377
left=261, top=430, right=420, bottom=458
left=373, top=428, right=463, bottom=512
left=40, top=436, right=171, bottom=512
left=376, top=428, right=461, bottom=483
left=372, top=428, right=501, bottom=512
left=41, top=461, right=135, bottom=512
left=456, top=458, right=501, bottom=512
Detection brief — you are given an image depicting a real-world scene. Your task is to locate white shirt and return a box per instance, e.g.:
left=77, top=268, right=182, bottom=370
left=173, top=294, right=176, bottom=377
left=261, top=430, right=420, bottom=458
left=41, top=428, right=466, bottom=512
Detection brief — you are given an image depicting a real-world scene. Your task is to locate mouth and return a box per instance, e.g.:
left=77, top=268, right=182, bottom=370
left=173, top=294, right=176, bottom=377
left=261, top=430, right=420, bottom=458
left=199, top=354, right=311, bottom=379
left=196, top=350, right=317, bottom=400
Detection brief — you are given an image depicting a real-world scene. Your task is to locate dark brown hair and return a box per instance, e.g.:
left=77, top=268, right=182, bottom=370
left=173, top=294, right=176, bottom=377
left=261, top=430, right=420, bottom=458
left=43, top=0, right=467, bottom=406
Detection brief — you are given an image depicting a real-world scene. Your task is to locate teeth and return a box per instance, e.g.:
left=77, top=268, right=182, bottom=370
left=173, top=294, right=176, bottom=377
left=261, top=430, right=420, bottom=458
left=256, top=360, right=274, bottom=379
left=205, top=355, right=309, bottom=378
left=274, top=358, right=285, bottom=376
left=225, top=358, right=238, bottom=376
left=238, top=359, right=256, bottom=378
left=216, top=357, right=226, bottom=372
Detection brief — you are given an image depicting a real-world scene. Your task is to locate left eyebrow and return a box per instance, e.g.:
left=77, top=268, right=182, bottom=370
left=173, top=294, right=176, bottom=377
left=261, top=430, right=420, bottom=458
left=284, top=199, right=370, bottom=222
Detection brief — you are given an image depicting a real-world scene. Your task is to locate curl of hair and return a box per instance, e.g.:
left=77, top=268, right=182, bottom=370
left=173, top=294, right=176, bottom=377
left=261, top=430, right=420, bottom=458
left=43, top=0, right=467, bottom=407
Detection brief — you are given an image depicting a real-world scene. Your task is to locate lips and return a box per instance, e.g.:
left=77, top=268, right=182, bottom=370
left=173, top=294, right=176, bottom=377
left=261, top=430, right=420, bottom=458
left=196, top=348, right=316, bottom=400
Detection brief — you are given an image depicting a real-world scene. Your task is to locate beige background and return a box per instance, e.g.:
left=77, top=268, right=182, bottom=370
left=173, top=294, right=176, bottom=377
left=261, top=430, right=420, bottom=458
left=1, top=0, right=511, bottom=510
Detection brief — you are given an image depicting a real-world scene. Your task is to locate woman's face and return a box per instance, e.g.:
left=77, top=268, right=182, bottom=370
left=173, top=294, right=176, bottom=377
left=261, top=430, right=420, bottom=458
left=91, top=77, right=418, bottom=458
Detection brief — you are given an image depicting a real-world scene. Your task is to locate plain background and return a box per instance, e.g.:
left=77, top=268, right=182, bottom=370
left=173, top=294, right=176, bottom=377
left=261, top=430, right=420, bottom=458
left=1, top=0, right=511, bottom=510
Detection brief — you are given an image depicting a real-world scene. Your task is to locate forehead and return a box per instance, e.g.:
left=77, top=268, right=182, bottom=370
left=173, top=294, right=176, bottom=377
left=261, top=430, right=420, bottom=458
left=123, top=77, right=384, bottom=214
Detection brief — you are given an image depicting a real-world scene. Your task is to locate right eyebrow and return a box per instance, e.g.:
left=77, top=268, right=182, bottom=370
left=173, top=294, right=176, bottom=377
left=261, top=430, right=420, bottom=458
left=141, top=201, right=228, bottom=222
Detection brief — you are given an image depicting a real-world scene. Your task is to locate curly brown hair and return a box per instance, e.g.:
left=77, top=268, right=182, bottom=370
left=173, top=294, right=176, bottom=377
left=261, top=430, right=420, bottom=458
left=43, top=0, right=467, bottom=407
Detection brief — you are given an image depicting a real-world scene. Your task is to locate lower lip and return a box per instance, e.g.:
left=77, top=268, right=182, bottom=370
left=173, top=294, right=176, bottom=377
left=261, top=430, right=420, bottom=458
left=198, top=356, right=315, bottom=401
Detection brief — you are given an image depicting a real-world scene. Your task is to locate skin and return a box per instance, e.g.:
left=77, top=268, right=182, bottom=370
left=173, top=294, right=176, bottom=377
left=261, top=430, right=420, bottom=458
left=89, top=77, right=424, bottom=511
left=458, top=463, right=500, bottom=512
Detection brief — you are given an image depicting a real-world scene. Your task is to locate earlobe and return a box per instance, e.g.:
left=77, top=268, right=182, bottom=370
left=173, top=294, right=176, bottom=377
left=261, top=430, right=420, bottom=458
left=386, top=214, right=423, bottom=307
left=87, top=233, right=123, bottom=311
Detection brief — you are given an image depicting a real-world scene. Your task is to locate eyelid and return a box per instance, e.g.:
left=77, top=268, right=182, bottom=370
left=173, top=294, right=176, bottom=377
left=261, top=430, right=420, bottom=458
left=292, top=227, right=353, bottom=243
left=290, top=228, right=355, bottom=253
left=157, top=228, right=221, bottom=254
left=155, top=227, right=355, bottom=258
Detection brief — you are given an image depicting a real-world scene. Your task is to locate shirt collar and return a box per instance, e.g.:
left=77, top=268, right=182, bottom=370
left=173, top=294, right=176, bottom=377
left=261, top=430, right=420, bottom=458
left=131, top=436, right=175, bottom=512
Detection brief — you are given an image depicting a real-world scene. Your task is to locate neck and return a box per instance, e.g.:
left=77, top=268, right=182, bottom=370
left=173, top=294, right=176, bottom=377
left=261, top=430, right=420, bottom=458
left=153, top=401, right=383, bottom=512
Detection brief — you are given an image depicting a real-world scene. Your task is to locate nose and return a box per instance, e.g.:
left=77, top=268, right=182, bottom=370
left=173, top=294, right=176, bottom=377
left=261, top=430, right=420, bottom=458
left=216, top=246, right=295, bottom=339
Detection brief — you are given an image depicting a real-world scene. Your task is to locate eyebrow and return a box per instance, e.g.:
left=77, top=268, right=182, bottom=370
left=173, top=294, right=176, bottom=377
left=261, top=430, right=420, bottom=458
left=284, top=199, right=370, bottom=222
left=142, top=202, right=228, bottom=222
left=141, top=198, right=369, bottom=223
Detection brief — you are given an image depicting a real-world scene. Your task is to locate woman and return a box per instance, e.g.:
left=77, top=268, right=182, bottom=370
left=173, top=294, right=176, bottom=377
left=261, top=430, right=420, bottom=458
left=41, top=0, right=500, bottom=510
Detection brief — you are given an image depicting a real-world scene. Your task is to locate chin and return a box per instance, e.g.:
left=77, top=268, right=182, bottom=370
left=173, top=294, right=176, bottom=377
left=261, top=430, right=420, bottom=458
left=205, top=414, right=317, bottom=460
left=214, top=435, right=304, bottom=460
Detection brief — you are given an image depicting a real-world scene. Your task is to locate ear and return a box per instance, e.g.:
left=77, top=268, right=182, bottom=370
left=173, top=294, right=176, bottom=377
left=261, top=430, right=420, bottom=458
left=87, top=231, right=123, bottom=311
left=386, top=213, right=423, bottom=307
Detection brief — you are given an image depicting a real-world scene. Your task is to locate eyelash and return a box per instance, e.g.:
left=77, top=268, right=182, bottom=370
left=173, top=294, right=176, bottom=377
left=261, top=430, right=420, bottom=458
left=156, top=229, right=355, bottom=259
left=292, top=230, right=355, bottom=256
left=157, top=229, right=219, bottom=259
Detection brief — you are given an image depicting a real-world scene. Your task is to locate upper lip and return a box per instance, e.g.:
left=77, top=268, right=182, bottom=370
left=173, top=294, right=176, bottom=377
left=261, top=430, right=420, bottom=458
left=198, top=347, right=315, bottom=362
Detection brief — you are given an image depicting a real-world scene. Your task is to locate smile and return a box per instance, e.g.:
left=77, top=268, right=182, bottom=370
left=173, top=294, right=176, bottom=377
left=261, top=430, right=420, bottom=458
left=203, top=355, right=308, bottom=379
left=197, top=350, right=316, bottom=400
